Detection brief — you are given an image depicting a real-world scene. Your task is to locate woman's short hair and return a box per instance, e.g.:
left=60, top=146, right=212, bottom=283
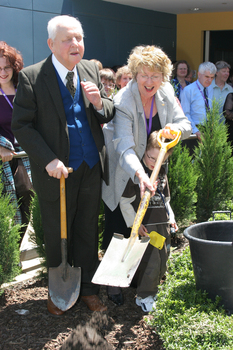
left=128, top=45, right=172, bottom=83
left=215, top=61, right=231, bottom=72
left=47, top=15, right=84, bottom=40
left=0, top=41, right=23, bottom=87
left=115, top=65, right=132, bottom=88
left=172, top=60, right=190, bottom=79
left=99, top=68, right=115, bottom=83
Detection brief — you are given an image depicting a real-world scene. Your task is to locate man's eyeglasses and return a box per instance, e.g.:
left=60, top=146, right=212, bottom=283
left=0, top=66, right=12, bottom=73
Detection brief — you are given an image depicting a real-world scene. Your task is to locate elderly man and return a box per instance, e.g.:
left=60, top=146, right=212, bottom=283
left=210, top=61, right=233, bottom=119
left=181, top=61, right=216, bottom=140
left=12, top=15, right=115, bottom=315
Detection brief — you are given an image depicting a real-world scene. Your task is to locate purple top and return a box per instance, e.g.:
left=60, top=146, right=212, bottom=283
left=0, top=95, right=16, bottom=146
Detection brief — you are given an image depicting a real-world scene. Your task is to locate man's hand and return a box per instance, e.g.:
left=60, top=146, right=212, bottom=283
left=195, top=131, right=201, bottom=141
left=0, top=146, right=14, bottom=162
left=161, top=124, right=179, bottom=139
left=135, top=168, right=155, bottom=198
left=45, top=159, right=68, bottom=179
left=81, top=81, right=103, bottom=110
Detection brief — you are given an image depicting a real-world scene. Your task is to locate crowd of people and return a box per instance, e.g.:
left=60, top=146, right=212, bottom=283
left=1, top=14, right=233, bottom=317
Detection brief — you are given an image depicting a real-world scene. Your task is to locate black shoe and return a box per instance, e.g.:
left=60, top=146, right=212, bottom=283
left=108, top=292, right=124, bottom=306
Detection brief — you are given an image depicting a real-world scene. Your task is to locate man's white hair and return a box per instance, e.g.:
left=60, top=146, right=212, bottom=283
left=47, top=15, right=84, bottom=40
left=198, top=62, right=217, bottom=75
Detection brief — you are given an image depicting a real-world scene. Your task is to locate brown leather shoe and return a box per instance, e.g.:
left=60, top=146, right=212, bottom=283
left=81, top=295, right=107, bottom=312
left=47, top=295, right=64, bottom=316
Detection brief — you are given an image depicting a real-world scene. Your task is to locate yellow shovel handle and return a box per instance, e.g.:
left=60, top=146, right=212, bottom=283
left=157, top=129, right=181, bottom=152
left=60, top=168, right=73, bottom=240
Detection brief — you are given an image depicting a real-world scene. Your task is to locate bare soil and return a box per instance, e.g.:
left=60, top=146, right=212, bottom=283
left=0, top=236, right=188, bottom=350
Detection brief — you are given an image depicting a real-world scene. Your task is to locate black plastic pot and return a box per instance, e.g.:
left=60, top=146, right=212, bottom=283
left=184, top=221, right=233, bottom=313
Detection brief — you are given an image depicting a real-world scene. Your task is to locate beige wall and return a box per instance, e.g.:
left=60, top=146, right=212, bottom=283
left=177, top=12, right=233, bottom=73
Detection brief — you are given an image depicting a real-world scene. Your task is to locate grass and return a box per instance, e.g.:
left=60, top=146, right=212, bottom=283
left=148, top=247, right=233, bottom=349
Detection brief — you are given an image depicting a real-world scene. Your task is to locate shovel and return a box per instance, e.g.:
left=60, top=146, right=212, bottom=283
left=49, top=169, right=81, bottom=311
left=92, top=129, right=181, bottom=287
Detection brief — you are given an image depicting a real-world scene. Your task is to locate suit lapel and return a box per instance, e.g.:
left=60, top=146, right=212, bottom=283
left=43, top=56, right=67, bottom=130
left=156, top=92, right=167, bottom=129
left=76, top=61, right=92, bottom=126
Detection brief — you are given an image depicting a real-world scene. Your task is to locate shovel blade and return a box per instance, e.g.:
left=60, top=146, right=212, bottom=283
left=92, top=233, right=150, bottom=287
left=49, top=263, right=81, bottom=311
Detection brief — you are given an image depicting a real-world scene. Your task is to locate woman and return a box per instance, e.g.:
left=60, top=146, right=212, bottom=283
left=0, top=41, right=33, bottom=243
left=223, top=92, right=233, bottom=147
left=102, top=45, right=191, bottom=305
left=115, top=65, right=132, bottom=90
left=171, top=60, right=191, bottom=102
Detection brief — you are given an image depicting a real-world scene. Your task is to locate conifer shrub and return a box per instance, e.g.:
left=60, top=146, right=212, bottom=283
left=167, top=142, right=197, bottom=225
left=0, top=176, right=21, bottom=292
left=193, top=100, right=233, bottom=222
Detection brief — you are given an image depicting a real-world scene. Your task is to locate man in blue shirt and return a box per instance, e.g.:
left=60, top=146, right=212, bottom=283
left=12, top=15, right=115, bottom=315
left=181, top=62, right=216, bottom=140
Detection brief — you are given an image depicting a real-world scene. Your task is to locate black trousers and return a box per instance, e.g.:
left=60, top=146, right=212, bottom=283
left=38, top=161, right=101, bottom=296
left=10, top=158, right=34, bottom=243
left=102, top=203, right=131, bottom=251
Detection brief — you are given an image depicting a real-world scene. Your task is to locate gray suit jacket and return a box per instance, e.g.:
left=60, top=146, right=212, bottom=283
left=102, top=79, right=191, bottom=210
left=12, top=55, right=115, bottom=201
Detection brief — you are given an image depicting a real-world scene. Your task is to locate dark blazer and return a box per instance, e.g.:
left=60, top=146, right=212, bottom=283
left=12, top=55, right=115, bottom=201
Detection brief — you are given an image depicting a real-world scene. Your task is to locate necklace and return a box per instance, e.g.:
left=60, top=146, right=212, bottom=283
left=142, top=95, right=154, bottom=107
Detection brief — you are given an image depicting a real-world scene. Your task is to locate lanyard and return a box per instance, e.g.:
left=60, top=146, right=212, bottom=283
left=0, top=87, right=15, bottom=109
left=144, top=96, right=154, bottom=136
left=196, top=82, right=209, bottom=110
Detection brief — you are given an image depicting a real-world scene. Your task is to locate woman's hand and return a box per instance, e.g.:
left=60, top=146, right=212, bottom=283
left=135, top=168, right=155, bottom=198
left=161, top=124, right=179, bottom=139
left=0, top=146, right=14, bottom=162
left=138, top=224, right=149, bottom=237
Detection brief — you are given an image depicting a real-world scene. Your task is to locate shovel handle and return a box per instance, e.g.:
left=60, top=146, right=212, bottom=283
left=121, top=129, right=181, bottom=262
left=60, top=168, right=73, bottom=240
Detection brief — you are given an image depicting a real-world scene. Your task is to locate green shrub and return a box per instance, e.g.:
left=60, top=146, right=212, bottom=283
left=0, top=177, right=21, bottom=291
left=194, top=100, right=233, bottom=222
left=149, top=247, right=233, bottom=349
left=168, top=142, right=197, bottom=225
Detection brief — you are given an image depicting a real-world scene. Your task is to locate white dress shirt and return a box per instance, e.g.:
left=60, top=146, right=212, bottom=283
left=52, top=54, right=77, bottom=88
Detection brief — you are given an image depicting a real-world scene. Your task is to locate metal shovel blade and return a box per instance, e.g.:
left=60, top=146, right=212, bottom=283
left=48, top=171, right=81, bottom=312
left=49, top=263, right=81, bottom=311
left=92, top=233, right=150, bottom=287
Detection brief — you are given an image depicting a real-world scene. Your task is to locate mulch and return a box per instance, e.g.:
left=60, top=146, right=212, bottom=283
left=0, top=236, right=188, bottom=350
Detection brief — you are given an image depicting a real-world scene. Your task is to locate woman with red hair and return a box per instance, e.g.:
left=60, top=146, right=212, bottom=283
left=0, top=41, right=33, bottom=243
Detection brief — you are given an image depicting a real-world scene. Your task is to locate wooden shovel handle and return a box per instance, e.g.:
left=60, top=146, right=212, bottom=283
left=60, top=168, right=73, bottom=240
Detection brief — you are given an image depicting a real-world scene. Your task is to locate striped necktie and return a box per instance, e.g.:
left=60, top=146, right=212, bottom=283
left=203, top=87, right=209, bottom=111
left=66, top=72, right=76, bottom=98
